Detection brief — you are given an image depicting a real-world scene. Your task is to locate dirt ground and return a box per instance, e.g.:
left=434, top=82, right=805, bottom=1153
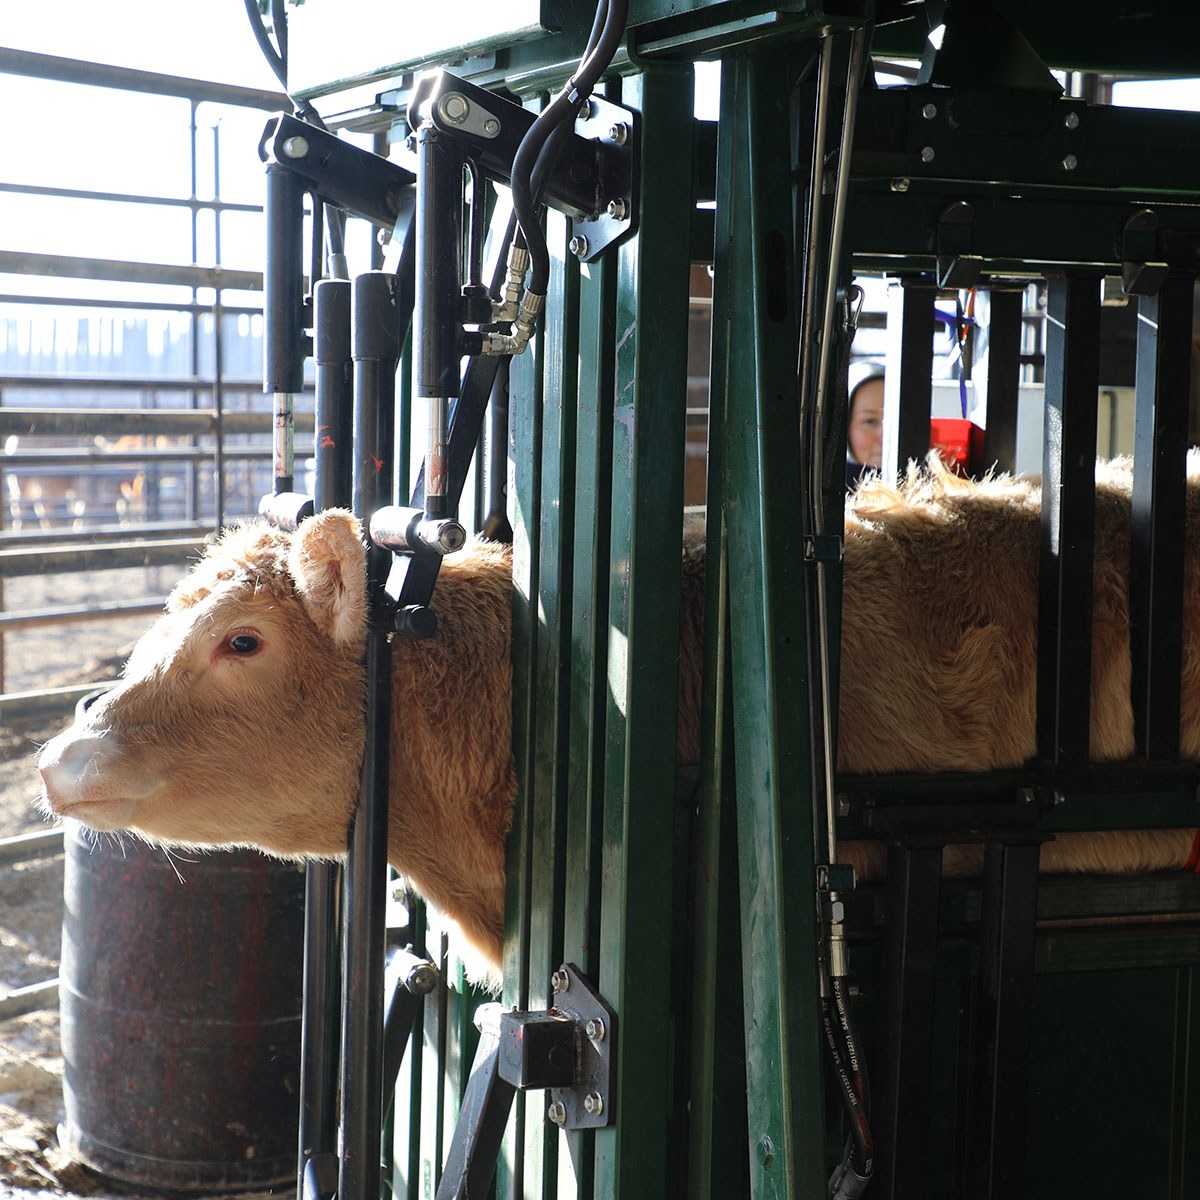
left=0, top=565, right=286, bottom=1200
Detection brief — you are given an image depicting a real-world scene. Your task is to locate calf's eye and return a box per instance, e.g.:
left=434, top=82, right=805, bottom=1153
left=228, top=633, right=260, bottom=655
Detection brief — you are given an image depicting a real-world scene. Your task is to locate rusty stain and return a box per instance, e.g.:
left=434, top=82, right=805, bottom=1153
left=320, top=434, right=336, bottom=449
left=370, top=453, right=384, bottom=475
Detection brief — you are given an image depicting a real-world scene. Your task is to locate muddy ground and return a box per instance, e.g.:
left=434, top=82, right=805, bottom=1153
left=0, top=565, right=285, bottom=1200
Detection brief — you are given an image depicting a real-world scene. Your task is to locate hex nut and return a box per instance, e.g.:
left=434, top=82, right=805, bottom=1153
left=551, top=969, right=570, bottom=993
left=440, top=93, right=470, bottom=123
left=583, top=1092, right=604, bottom=1116
left=920, top=145, right=935, bottom=163
left=547, top=1101, right=567, bottom=1126
left=607, top=122, right=629, bottom=146
left=585, top=1017, right=606, bottom=1041
left=483, top=118, right=501, bottom=136
left=568, top=235, right=589, bottom=259
left=1064, top=111, right=1080, bottom=130
left=606, top=197, right=628, bottom=221
left=891, top=177, right=911, bottom=192
left=1062, top=153, right=1078, bottom=171
left=921, top=102, right=938, bottom=120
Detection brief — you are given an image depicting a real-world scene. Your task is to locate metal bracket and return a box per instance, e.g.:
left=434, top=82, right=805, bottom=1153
left=935, top=200, right=982, bottom=289
left=409, top=70, right=638, bottom=263
left=1121, top=208, right=1169, bottom=296
left=496, top=962, right=616, bottom=1130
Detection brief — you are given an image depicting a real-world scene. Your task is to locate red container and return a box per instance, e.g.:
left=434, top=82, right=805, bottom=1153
left=930, top=417, right=986, bottom=475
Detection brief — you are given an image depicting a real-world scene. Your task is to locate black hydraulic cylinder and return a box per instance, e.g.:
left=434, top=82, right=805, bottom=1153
left=340, top=270, right=401, bottom=1200
left=414, top=125, right=463, bottom=521
left=882, top=280, right=937, bottom=478
left=296, top=277, right=354, bottom=1200
left=315, top=279, right=354, bottom=511
left=265, top=162, right=307, bottom=494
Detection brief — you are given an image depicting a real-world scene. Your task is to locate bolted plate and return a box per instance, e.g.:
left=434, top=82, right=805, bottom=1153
left=547, top=962, right=616, bottom=1130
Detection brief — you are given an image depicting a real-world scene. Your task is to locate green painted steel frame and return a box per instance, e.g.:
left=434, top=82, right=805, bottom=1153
left=710, top=47, right=828, bottom=1200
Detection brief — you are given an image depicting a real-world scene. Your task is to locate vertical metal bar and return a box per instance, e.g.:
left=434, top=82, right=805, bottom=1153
left=969, top=841, right=1041, bottom=1200
left=341, top=270, right=400, bottom=1200
left=873, top=843, right=944, bottom=1200
left=982, top=287, right=1022, bottom=475
left=502, top=98, right=547, bottom=1200
left=882, top=280, right=937, bottom=481
left=265, top=164, right=306, bottom=495
left=519, top=208, right=579, bottom=1197
left=212, top=122, right=227, bottom=526
left=1038, top=274, right=1100, bottom=769
left=592, top=64, right=694, bottom=1200
left=713, top=50, right=826, bottom=1200
left=188, top=98, right=201, bottom=527
left=1131, top=274, right=1193, bottom=760
left=297, top=277, right=352, bottom=1199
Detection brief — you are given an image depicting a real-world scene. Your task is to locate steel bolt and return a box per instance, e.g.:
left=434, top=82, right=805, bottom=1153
left=921, top=102, right=938, bottom=120
left=440, top=93, right=470, bottom=123
left=585, top=1017, right=606, bottom=1041
left=606, top=197, right=628, bottom=221
left=607, top=122, right=629, bottom=146
left=1064, top=111, right=1080, bottom=130
left=584, top=1092, right=604, bottom=1116
left=891, top=177, right=911, bottom=192
left=578, top=98, right=594, bottom=119
left=482, top=118, right=501, bottom=136
left=568, top=235, right=589, bottom=259
left=1062, top=153, right=1078, bottom=171
left=920, top=145, right=935, bottom=163
left=547, top=1101, right=567, bottom=1126
left=281, top=136, right=309, bottom=159
left=551, top=968, right=570, bottom=993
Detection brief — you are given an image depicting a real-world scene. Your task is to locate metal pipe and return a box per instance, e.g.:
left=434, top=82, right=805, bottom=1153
left=0, top=45, right=287, bottom=109
left=0, top=250, right=262, bottom=291
left=0, top=828, right=64, bottom=866
left=0, top=373, right=268, bottom=392
left=296, top=277, right=354, bottom=1199
left=0, top=682, right=118, bottom=722
left=0, top=292, right=262, bottom=316
left=810, top=26, right=868, bottom=876
left=341, top=270, right=400, bottom=1200
left=0, top=409, right=313, bottom=437
left=0, top=521, right=212, bottom=549
left=0, top=979, right=59, bottom=1022
left=0, top=599, right=164, bottom=630
left=0, top=446, right=302, bottom=468
left=0, top=178, right=260, bottom=213
left=0, top=537, right=206, bottom=577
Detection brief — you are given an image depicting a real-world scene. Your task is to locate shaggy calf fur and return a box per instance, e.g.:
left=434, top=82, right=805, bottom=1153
left=37, top=461, right=1200, bottom=972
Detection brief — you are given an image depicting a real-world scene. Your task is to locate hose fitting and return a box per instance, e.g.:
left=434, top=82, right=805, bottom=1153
left=492, top=245, right=531, bottom=323
left=482, top=291, right=544, bottom=357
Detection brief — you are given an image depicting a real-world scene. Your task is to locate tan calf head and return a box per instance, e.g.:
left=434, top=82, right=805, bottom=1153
left=37, top=511, right=369, bottom=860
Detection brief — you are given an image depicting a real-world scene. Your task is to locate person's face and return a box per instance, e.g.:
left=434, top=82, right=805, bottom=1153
left=848, top=378, right=884, bottom=469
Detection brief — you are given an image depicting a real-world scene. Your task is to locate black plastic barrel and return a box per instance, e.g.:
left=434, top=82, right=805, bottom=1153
left=59, top=822, right=305, bottom=1192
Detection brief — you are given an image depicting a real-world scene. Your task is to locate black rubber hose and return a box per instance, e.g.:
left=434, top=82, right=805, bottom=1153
left=509, top=0, right=628, bottom=294
left=821, top=994, right=872, bottom=1180
left=243, top=0, right=286, bottom=87
left=270, top=0, right=288, bottom=74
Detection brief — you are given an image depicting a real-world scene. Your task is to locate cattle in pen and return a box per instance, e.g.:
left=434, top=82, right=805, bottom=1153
left=36, top=458, right=1200, bottom=973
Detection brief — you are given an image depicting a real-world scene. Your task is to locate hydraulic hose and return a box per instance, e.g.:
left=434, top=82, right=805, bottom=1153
left=509, top=0, right=629, bottom=295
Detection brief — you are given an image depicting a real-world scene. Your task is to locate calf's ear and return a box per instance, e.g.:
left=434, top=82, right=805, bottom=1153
left=288, top=510, right=367, bottom=646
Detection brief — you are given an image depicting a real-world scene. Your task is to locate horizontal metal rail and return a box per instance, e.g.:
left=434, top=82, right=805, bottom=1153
left=0, top=292, right=263, bottom=317
left=0, top=409, right=314, bottom=437
left=0, top=598, right=166, bottom=630
left=0, top=179, right=261, bottom=214
left=0, top=681, right=118, bottom=721
left=3, top=445, right=312, bottom=469
left=0, top=828, right=64, bottom=866
left=0, top=250, right=263, bottom=291
left=0, top=979, right=59, bottom=1022
left=0, top=372, right=265, bottom=392
left=0, top=45, right=288, bottom=110
left=0, top=521, right=212, bottom=550
left=0, top=537, right=207, bottom=577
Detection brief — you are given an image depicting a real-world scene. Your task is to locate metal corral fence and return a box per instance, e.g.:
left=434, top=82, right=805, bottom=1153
left=0, top=50, right=307, bottom=722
